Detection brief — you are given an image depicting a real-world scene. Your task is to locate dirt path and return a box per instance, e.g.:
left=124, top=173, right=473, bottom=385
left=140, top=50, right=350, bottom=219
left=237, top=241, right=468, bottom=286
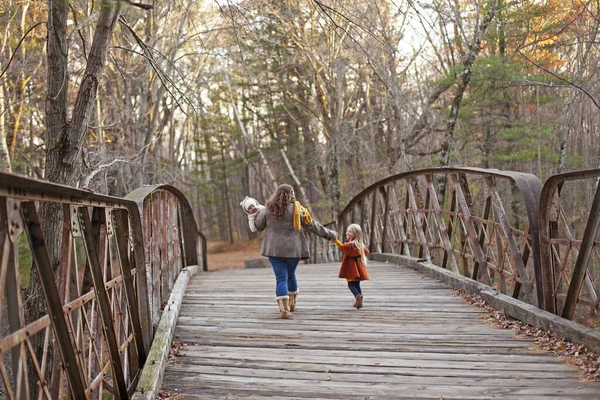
left=207, top=240, right=262, bottom=271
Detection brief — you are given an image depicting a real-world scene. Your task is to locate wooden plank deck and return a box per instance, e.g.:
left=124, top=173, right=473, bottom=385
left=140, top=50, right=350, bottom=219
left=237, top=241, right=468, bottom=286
left=161, top=261, right=598, bottom=399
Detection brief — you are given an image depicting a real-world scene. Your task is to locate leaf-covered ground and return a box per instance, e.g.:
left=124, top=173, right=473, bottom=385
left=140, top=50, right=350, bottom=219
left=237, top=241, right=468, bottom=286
left=206, top=239, right=262, bottom=271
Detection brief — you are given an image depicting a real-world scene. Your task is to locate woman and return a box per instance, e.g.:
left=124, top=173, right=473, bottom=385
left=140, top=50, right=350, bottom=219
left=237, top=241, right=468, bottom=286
left=250, top=184, right=336, bottom=319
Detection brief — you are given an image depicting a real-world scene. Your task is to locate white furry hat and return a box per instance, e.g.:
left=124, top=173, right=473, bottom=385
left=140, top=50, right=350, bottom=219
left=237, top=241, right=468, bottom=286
left=240, top=196, right=260, bottom=214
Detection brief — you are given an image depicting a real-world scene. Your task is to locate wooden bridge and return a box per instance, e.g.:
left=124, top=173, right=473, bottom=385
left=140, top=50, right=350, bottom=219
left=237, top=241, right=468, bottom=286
left=0, top=167, right=599, bottom=399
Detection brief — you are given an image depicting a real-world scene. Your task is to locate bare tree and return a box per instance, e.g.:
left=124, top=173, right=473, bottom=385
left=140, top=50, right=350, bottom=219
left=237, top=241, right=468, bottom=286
left=437, top=0, right=497, bottom=202
left=24, top=0, right=149, bottom=392
left=557, top=3, right=600, bottom=172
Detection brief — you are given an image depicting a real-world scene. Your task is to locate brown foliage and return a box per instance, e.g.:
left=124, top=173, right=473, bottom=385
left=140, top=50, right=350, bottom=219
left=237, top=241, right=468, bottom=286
left=206, top=239, right=262, bottom=271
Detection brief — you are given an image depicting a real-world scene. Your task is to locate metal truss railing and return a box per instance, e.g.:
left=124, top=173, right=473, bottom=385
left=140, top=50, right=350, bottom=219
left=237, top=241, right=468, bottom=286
left=0, top=172, right=206, bottom=399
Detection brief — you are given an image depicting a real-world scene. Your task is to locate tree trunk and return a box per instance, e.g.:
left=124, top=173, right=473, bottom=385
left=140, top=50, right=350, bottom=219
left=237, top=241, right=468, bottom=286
left=388, top=55, right=404, bottom=170
left=24, top=0, right=122, bottom=394
left=441, top=0, right=497, bottom=167
left=483, top=106, right=493, bottom=168
left=220, top=138, right=234, bottom=244
left=328, top=59, right=345, bottom=219
left=558, top=92, right=579, bottom=173
left=300, top=98, right=318, bottom=204
left=0, top=86, right=11, bottom=172
left=329, top=142, right=340, bottom=220
left=24, top=2, right=70, bottom=391
left=280, top=148, right=311, bottom=211
left=225, top=70, right=276, bottom=189
left=45, top=1, right=121, bottom=187
left=203, top=128, right=219, bottom=237
left=438, top=0, right=497, bottom=203
left=557, top=5, right=599, bottom=172
left=7, top=2, right=30, bottom=162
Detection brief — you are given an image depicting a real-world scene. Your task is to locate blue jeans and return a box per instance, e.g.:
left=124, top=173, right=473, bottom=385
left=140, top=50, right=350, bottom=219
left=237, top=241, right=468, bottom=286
left=268, top=257, right=300, bottom=297
left=348, top=281, right=362, bottom=297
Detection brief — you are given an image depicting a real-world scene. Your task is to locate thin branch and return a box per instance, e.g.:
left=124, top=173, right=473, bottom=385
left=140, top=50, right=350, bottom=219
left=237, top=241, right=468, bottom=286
left=107, top=51, right=135, bottom=112
left=112, top=32, right=187, bottom=115
left=309, top=1, right=392, bottom=96
left=517, top=49, right=600, bottom=111
left=83, top=158, right=131, bottom=188
left=118, top=16, right=200, bottom=117
left=314, top=0, right=389, bottom=48
left=0, top=21, right=46, bottom=81
left=83, top=133, right=161, bottom=188
left=123, top=0, right=153, bottom=10
left=224, top=68, right=277, bottom=188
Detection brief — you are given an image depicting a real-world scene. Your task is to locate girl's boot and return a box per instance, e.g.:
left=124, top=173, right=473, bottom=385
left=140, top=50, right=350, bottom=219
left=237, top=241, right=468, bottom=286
left=288, top=291, right=298, bottom=311
left=354, top=294, right=363, bottom=309
left=276, top=296, right=290, bottom=319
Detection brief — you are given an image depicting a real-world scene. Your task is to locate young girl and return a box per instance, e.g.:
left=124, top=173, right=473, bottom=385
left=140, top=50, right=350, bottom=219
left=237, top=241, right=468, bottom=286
left=334, top=224, right=370, bottom=309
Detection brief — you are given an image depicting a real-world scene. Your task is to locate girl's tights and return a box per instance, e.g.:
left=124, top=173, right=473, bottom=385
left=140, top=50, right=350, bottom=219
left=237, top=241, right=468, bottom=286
left=347, top=281, right=362, bottom=297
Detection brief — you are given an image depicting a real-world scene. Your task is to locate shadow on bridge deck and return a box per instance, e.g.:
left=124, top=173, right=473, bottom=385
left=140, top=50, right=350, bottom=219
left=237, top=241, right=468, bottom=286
left=160, top=261, right=596, bottom=399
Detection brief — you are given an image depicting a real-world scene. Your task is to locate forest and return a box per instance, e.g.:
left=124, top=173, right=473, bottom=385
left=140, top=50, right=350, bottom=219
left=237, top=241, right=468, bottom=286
left=1, top=0, right=599, bottom=242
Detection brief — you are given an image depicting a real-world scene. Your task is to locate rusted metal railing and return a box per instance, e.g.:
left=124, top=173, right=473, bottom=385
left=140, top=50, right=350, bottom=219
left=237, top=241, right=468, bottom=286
left=311, top=167, right=544, bottom=307
left=310, top=167, right=600, bottom=329
left=126, top=185, right=207, bottom=327
left=308, top=221, right=338, bottom=265
left=539, top=169, right=600, bottom=325
left=1, top=165, right=597, bottom=399
left=0, top=172, right=205, bottom=399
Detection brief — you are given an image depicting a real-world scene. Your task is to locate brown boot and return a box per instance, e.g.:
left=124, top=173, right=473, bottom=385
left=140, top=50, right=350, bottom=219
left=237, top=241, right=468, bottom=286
left=276, top=296, right=290, bottom=319
left=288, top=291, right=298, bottom=311
left=354, top=294, right=363, bottom=309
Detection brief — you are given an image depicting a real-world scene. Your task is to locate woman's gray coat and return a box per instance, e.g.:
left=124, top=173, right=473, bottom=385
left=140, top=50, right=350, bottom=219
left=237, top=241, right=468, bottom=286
left=254, top=203, right=335, bottom=260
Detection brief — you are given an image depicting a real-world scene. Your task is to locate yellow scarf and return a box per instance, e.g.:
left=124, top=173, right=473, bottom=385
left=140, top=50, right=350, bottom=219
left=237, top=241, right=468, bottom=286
left=293, top=201, right=312, bottom=230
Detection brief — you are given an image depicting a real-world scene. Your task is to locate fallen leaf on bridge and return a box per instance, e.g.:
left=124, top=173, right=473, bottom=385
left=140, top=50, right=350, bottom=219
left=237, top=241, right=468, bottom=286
left=169, top=340, right=186, bottom=359
left=158, top=390, right=185, bottom=399
left=457, top=289, right=600, bottom=383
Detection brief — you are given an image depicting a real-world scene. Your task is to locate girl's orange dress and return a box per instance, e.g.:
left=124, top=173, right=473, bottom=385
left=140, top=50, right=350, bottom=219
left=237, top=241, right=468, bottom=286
left=334, top=239, right=370, bottom=281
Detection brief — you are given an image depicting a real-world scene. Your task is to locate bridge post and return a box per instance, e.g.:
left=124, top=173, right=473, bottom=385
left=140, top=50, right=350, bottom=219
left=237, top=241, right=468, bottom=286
left=450, top=174, right=492, bottom=286
left=79, top=207, right=130, bottom=400
left=369, top=190, right=377, bottom=253
left=113, top=209, right=148, bottom=365
left=407, top=177, right=430, bottom=262
left=423, top=175, right=459, bottom=273
left=127, top=204, right=152, bottom=353
left=20, top=202, right=88, bottom=400
left=561, top=182, right=600, bottom=319
left=485, top=176, right=535, bottom=305
left=379, top=186, right=390, bottom=253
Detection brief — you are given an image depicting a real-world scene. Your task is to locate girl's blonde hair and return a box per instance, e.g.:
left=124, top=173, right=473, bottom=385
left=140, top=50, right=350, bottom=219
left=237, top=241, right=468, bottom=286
left=347, top=223, right=368, bottom=266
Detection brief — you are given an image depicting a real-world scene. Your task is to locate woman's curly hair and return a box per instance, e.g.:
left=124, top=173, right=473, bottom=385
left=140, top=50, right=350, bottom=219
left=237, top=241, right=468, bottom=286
left=266, top=184, right=295, bottom=219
